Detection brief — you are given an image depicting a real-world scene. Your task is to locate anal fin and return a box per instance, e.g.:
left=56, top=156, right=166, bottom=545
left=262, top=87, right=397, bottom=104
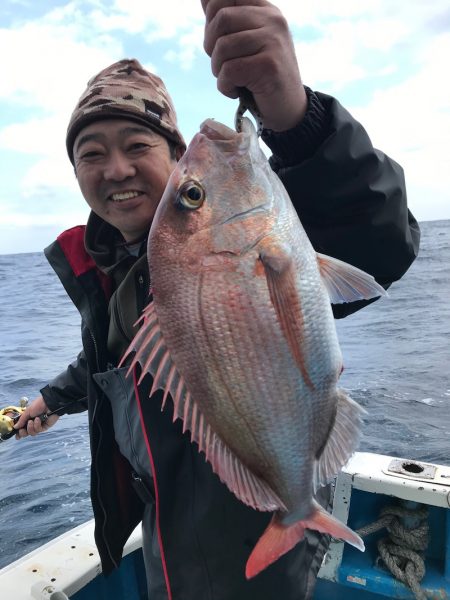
left=314, top=390, right=367, bottom=490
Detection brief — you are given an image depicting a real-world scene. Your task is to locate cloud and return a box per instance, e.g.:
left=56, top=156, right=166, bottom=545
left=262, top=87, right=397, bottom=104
left=348, top=31, right=450, bottom=221
left=0, top=221, right=88, bottom=256
left=91, top=0, right=204, bottom=40
left=0, top=2, right=124, bottom=236
left=0, top=207, right=88, bottom=228
left=290, top=5, right=441, bottom=91
left=295, top=26, right=367, bottom=90
left=277, top=0, right=450, bottom=30
left=1, top=6, right=123, bottom=115
left=1, top=0, right=450, bottom=254
left=164, top=25, right=205, bottom=71
left=0, top=115, right=66, bottom=156
left=281, top=0, right=450, bottom=222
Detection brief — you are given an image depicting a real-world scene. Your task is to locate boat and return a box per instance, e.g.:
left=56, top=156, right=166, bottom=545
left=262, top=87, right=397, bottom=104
left=1, top=451, right=448, bottom=599
left=315, top=452, right=450, bottom=599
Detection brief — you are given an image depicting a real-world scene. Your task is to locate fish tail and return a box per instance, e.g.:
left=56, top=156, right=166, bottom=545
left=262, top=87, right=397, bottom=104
left=245, top=501, right=364, bottom=579
left=245, top=514, right=306, bottom=579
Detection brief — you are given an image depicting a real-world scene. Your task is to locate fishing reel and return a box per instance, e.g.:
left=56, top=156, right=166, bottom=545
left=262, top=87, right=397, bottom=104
left=0, top=397, right=29, bottom=442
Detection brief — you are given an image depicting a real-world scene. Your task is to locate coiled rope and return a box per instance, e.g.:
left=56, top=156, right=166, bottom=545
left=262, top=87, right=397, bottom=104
left=356, top=504, right=429, bottom=600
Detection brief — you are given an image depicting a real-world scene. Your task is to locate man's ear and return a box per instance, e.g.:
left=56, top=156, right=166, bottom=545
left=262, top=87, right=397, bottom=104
left=176, top=146, right=185, bottom=161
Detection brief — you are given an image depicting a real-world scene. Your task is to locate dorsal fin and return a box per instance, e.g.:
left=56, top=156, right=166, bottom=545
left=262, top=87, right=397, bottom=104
left=120, top=302, right=286, bottom=512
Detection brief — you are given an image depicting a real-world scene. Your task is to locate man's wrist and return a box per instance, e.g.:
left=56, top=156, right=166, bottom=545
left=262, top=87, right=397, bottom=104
left=262, top=87, right=329, bottom=168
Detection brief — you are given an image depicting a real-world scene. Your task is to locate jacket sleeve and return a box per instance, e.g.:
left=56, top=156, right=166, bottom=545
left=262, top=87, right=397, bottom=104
left=40, top=350, right=89, bottom=414
left=262, top=88, right=420, bottom=318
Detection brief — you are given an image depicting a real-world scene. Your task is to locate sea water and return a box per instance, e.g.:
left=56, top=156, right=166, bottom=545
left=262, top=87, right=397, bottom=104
left=0, top=219, right=449, bottom=568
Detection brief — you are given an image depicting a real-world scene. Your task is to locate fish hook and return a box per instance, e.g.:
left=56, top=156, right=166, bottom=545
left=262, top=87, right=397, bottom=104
left=235, top=88, right=263, bottom=136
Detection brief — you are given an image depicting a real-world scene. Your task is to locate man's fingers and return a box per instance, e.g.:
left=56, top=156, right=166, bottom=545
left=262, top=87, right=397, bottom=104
left=202, top=0, right=306, bottom=131
left=202, top=0, right=267, bottom=23
left=14, top=416, right=36, bottom=438
left=15, top=413, right=59, bottom=438
left=14, top=411, right=28, bottom=429
left=209, top=29, right=264, bottom=77
left=203, top=7, right=268, bottom=56
left=19, top=416, right=43, bottom=437
left=204, top=6, right=266, bottom=55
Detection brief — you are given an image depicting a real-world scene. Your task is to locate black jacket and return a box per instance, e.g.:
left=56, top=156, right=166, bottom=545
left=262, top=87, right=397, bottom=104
left=41, top=89, right=420, bottom=599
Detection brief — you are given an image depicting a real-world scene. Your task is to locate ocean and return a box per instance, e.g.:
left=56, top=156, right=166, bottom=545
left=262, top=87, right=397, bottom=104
left=0, top=219, right=449, bottom=569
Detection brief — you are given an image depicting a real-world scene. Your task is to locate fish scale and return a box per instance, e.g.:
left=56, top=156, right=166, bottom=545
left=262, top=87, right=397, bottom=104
left=121, top=115, right=388, bottom=578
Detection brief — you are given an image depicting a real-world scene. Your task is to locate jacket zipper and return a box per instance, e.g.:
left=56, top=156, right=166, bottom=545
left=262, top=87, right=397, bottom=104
left=96, top=419, right=119, bottom=569
left=133, top=368, right=173, bottom=600
left=110, top=271, right=147, bottom=346
left=88, top=328, right=101, bottom=373
left=136, top=270, right=149, bottom=315
left=112, top=300, right=130, bottom=345
left=89, top=327, right=118, bottom=570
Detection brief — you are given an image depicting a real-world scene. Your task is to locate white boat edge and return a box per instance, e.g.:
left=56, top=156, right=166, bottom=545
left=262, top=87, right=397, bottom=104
left=1, top=451, right=449, bottom=599
left=0, top=517, right=142, bottom=599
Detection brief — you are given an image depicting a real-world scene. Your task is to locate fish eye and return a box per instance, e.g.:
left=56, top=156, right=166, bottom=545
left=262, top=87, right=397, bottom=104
left=176, top=181, right=205, bottom=210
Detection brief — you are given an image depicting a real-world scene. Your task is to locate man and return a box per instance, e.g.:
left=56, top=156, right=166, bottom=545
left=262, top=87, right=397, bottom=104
left=16, top=1, right=420, bottom=598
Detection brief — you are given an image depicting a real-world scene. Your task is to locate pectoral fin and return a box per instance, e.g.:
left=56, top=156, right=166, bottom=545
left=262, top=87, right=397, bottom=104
left=317, top=253, right=387, bottom=304
left=259, top=240, right=314, bottom=389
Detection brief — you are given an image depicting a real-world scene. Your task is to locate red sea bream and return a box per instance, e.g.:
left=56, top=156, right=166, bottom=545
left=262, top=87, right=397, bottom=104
left=122, top=117, right=386, bottom=578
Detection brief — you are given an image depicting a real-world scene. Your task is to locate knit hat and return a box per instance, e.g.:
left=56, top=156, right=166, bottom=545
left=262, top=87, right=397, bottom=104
left=66, top=58, right=186, bottom=164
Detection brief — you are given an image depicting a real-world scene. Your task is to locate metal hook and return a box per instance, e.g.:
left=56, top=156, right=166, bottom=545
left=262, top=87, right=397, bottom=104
left=235, top=89, right=263, bottom=136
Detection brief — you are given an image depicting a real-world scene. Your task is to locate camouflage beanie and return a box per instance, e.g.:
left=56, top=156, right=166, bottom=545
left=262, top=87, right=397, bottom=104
left=66, top=58, right=186, bottom=164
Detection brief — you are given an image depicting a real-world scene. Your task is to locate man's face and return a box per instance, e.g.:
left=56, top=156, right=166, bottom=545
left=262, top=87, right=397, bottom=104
left=73, top=119, right=178, bottom=242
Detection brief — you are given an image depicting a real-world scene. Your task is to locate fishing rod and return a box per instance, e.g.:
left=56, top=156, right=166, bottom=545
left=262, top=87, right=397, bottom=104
left=0, top=397, right=80, bottom=443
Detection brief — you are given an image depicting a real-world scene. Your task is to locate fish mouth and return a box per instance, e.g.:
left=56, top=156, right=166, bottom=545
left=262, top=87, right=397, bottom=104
left=199, top=118, right=254, bottom=156
left=200, top=119, right=242, bottom=142
left=200, top=119, right=250, bottom=146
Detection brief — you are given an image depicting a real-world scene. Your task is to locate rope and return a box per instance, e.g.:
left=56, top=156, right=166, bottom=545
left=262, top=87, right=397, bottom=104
left=356, top=505, right=429, bottom=600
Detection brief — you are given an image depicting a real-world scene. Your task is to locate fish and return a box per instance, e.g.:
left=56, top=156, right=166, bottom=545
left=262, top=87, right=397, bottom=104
left=121, top=116, right=387, bottom=578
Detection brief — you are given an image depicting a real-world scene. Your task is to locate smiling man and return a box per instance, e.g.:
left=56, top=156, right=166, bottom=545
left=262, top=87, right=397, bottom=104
left=15, top=2, right=420, bottom=599
left=73, top=121, right=180, bottom=242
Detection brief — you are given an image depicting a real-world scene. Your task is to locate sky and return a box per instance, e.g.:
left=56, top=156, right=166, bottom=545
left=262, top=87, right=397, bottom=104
left=1, top=0, right=449, bottom=255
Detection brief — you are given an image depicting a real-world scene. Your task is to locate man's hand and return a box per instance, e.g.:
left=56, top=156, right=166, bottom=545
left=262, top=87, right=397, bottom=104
left=14, top=396, right=60, bottom=438
left=201, top=0, right=307, bottom=132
